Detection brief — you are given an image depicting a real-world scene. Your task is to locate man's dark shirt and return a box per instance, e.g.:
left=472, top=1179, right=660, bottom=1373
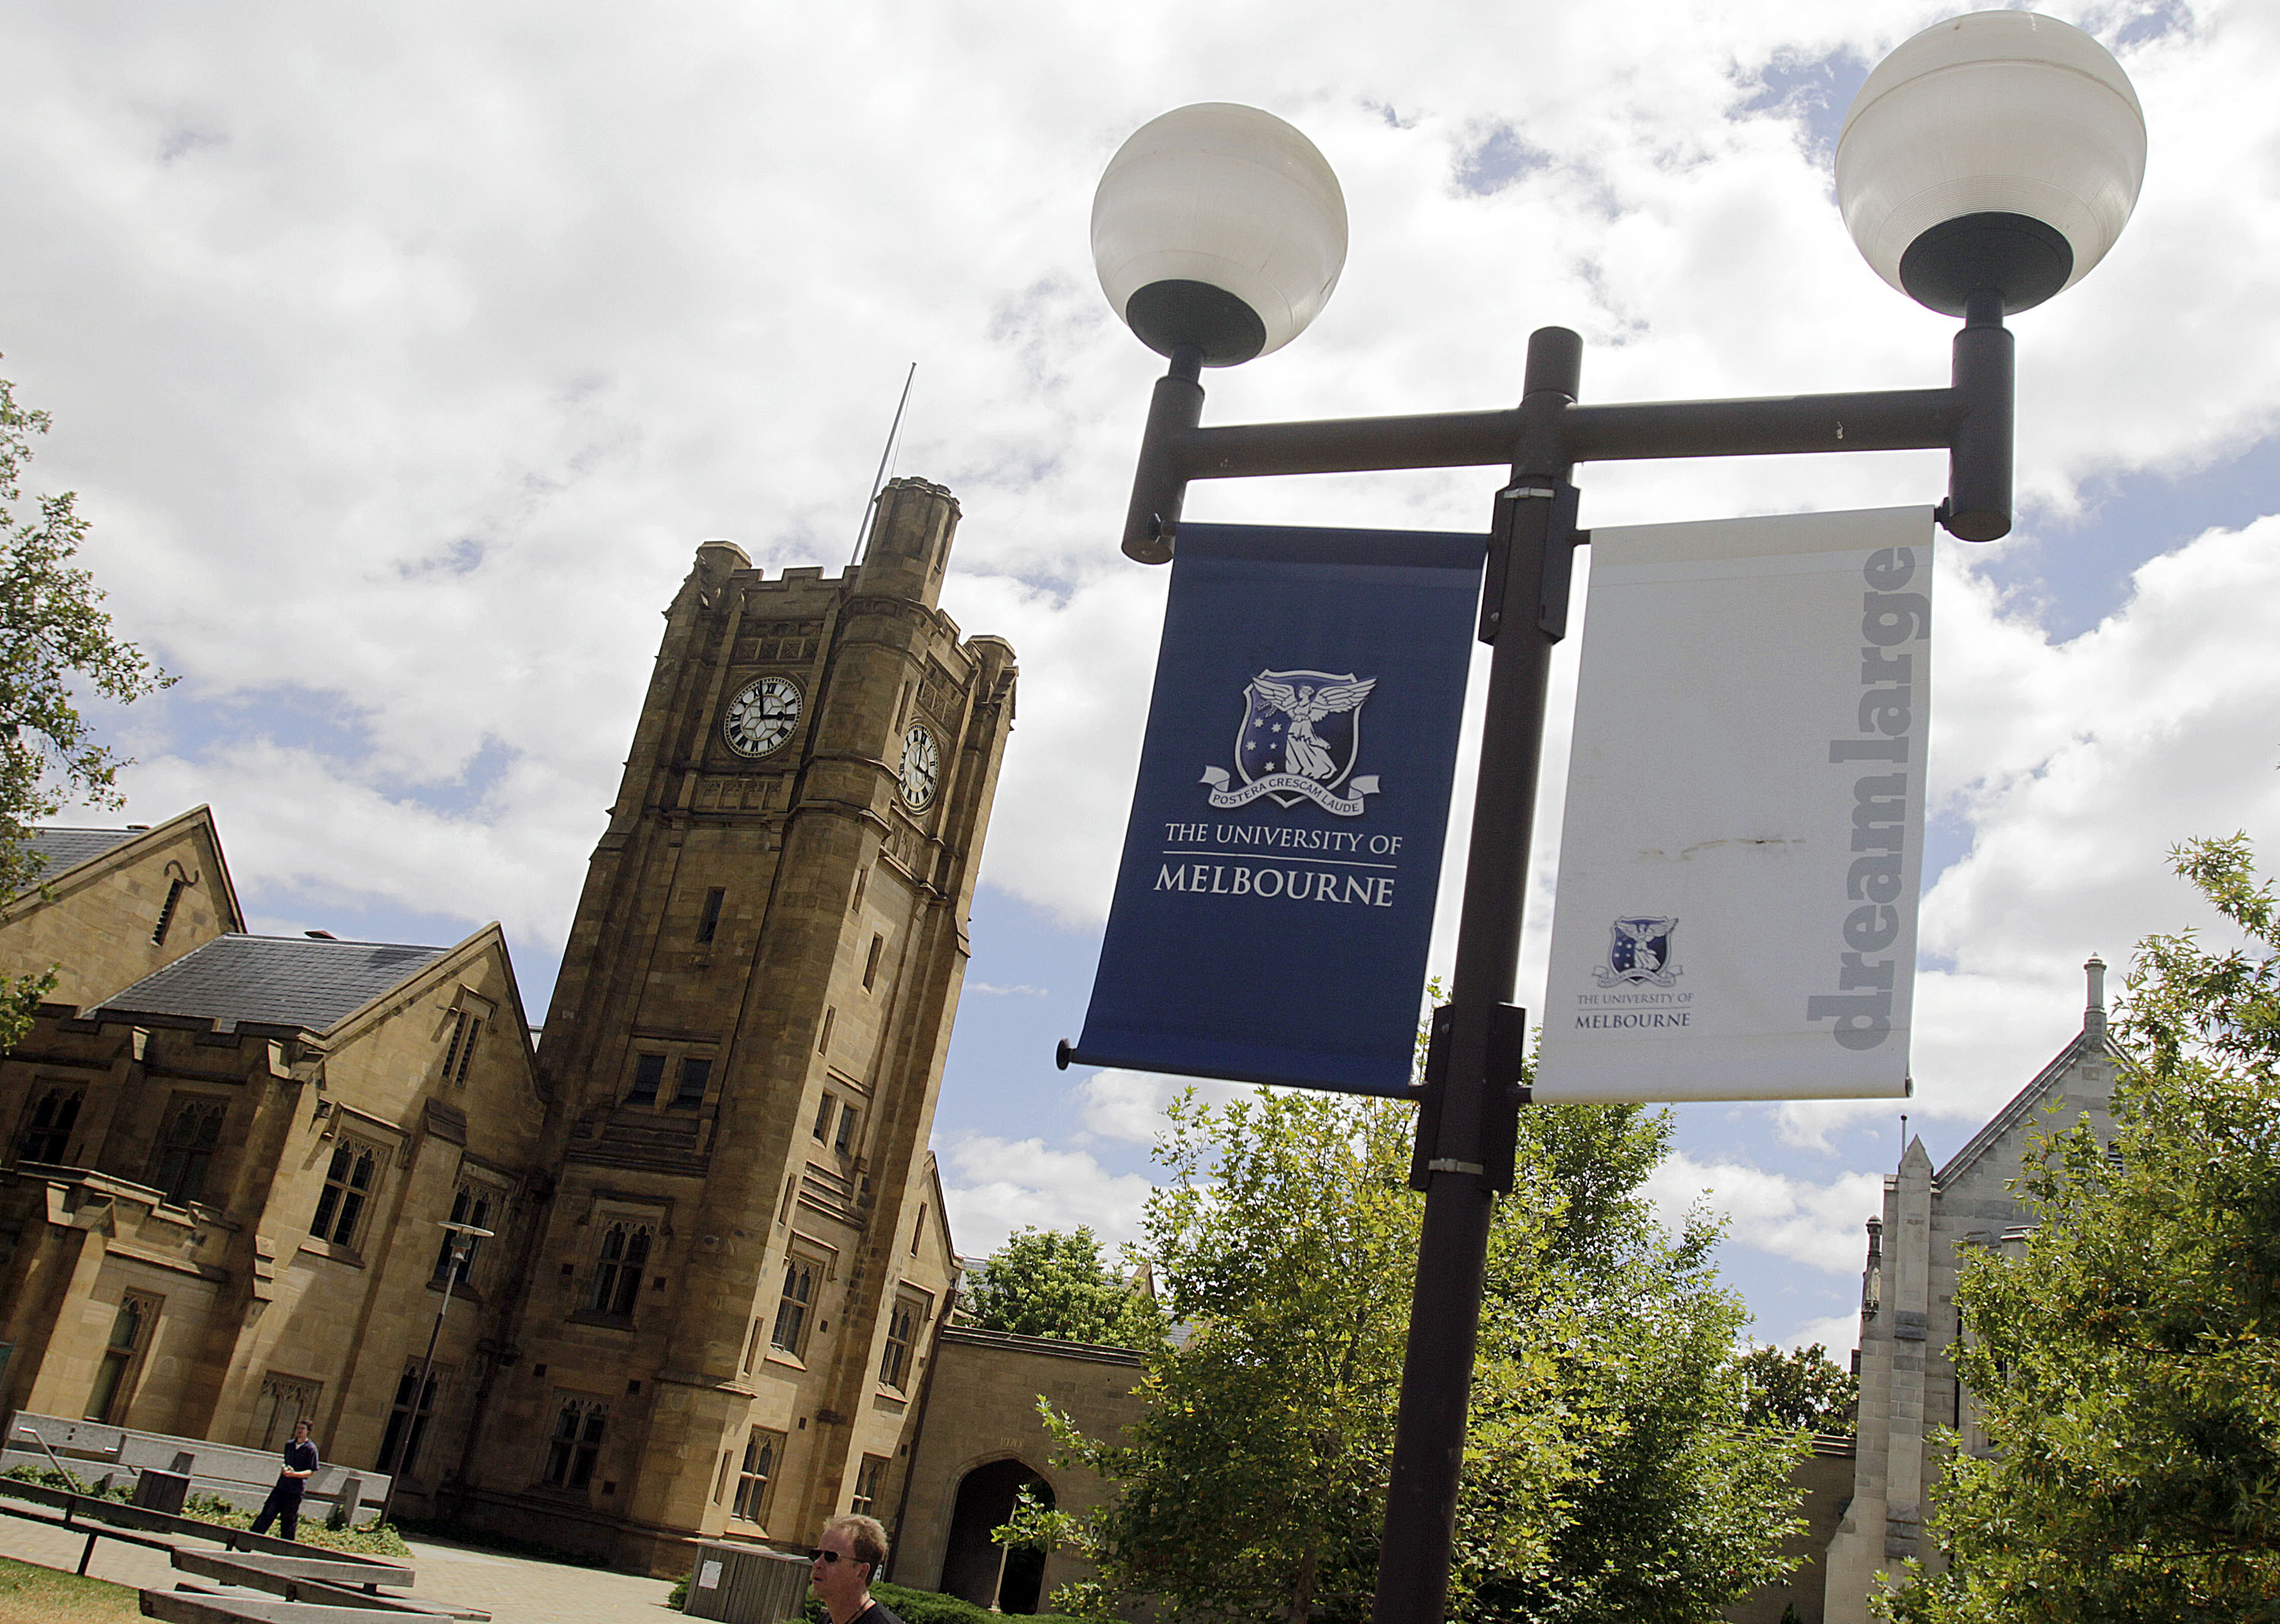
left=277, top=1438, right=320, bottom=1496
left=849, top=1598, right=903, bottom=1624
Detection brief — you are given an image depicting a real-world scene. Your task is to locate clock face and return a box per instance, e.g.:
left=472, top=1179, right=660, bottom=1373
left=723, top=676, right=802, bottom=757
left=898, top=724, right=941, bottom=811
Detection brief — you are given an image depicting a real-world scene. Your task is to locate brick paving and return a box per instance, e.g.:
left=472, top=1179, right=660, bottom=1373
left=0, top=1509, right=683, bottom=1624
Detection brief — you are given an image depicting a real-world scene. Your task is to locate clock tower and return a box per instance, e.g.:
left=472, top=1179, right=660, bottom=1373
left=464, top=479, right=1016, bottom=1572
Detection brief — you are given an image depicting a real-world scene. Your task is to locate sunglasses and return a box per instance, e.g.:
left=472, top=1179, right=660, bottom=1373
left=812, top=1550, right=864, bottom=1566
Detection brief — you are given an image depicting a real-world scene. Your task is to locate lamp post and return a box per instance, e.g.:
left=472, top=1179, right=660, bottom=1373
left=1087, top=14, right=2144, bottom=1624
left=376, top=1218, right=494, bottom=1529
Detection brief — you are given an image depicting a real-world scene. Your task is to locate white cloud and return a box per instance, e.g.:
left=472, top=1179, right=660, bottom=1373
left=1074, top=1069, right=1249, bottom=1148
left=936, top=1134, right=1157, bottom=1260
left=1646, top=1151, right=1886, bottom=1276
left=1783, top=1312, right=1865, bottom=1363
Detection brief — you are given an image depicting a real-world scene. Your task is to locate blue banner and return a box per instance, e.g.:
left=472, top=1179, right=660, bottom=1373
left=1063, top=522, right=1482, bottom=1097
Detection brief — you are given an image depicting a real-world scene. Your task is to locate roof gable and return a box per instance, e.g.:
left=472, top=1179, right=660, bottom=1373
left=1936, top=1026, right=2106, bottom=1187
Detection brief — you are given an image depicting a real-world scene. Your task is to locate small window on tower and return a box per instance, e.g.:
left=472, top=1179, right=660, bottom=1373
left=696, top=888, right=725, bottom=945
left=813, top=1094, right=835, bottom=1142
left=818, top=1007, right=835, bottom=1056
left=672, top=1058, right=711, bottom=1111
left=626, top=1053, right=666, bottom=1106
left=863, top=933, right=885, bottom=989
left=834, top=1105, right=860, bottom=1157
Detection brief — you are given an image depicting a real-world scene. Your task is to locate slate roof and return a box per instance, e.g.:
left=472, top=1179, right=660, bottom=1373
left=23, top=826, right=141, bottom=882
left=92, top=933, right=451, bottom=1033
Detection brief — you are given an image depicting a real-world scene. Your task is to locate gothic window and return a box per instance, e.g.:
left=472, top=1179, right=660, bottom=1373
left=540, top=1396, right=607, bottom=1489
left=311, top=1138, right=381, bottom=1248
left=17, top=1084, right=82, bottom=1163
left=812, top=1094, right=836, bottom=1142
left=378, top=1362, right=443, bottom=1477
left=696, top=888, right=725, bottom=945
left=589, top=1220, right=653, bottom=1317
left=432, top=1186, right=495, bottom=1285
left=151, top=877, right=187, bottom=947
left=84, top=1292, right=159, bottom=1423
left=732, top=1428, right=784, bottom=1523
left=671, top=1058, right=711, bottom=1111
left=771, top=1255, right=816, bottom=1356
left=850, top=1454, right=887, bottom=1517
left=151, top=1095, right=226, bottom=1206
left=834, top=1103, right=860, bottom=1157
left=255, top=1373, right=322, bottom=1450
left=625, top=1053, right=666, bottom=1106
left=879, top=1296, right=920, bottom=1390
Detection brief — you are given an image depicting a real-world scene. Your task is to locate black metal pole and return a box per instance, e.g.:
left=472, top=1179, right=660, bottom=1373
left=377, top=1239, right=464, bottom=1529
left=1370, top=328, right=1580, bottom=1624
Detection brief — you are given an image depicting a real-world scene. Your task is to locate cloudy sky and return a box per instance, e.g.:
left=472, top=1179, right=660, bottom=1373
left=5, top=0, right=2272, bottom=1352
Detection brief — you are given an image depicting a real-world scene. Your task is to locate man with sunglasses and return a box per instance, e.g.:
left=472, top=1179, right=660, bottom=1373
left=812, top=1513, right=900, bottom=1624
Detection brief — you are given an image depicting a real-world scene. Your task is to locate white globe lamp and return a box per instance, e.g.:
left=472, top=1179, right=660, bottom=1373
left=1091, top=103, right=1348, bottom=366
left=1836, top=11, right=2146, bottom=315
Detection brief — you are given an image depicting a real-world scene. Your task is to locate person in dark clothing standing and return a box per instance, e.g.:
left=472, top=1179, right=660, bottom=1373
left=811, top=1513, right=901, bottom=1624
left=250, top=1418, right=320, bottom=1539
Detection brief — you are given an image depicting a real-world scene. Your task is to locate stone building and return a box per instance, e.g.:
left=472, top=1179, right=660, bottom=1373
left=0, top=478, right=1028, bottom=1578
left=1822, top=957, right=2118, bottom=1622
left=0, top=825, right=542, bottom=1476
left=892, top=1326, right=1149, bottom=1609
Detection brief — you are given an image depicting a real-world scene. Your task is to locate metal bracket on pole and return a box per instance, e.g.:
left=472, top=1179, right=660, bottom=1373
left=1480, top=1003, right=1529, bottom=1195
left=1408, top=1001, right=1528, bottom=1192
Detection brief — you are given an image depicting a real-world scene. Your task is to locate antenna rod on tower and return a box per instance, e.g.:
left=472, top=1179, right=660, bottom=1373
left=853, top=362, right=918, bottom=565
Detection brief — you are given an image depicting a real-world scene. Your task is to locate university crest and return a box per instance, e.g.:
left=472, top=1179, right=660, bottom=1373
left=1199, top=670, right=1382, bottom=817
left=1594, top=916, right=1681, bottom=988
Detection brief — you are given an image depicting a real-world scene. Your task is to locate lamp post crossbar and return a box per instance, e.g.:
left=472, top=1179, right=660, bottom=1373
left=1120, top=302, right=2011, bottom=562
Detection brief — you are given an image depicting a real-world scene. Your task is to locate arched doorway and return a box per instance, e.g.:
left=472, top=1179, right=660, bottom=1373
left=939, top=1458, right=1055, bottom=1613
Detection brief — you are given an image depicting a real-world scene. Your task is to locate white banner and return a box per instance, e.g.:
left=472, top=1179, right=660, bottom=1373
left=1534, top=507, right=1932, bottom=1102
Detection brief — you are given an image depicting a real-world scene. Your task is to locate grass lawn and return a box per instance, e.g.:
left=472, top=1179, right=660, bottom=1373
left=0, top=1554, right=141, bottom=1623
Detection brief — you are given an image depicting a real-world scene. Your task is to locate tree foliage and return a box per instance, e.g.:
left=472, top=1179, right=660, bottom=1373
left=964, top=1225, right=1168, bottom=1349
left=1022, top=1087, right=1803, bottom=1624
left=1734, top=1342, right=1857, bottom=1437
left=1886, top=834, right=2280, bottom=1622
left=0, top=372, right=170, bottom=1043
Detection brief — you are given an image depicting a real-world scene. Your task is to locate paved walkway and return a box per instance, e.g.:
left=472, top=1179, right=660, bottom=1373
left=0, top=1508, right=681, bottom=1624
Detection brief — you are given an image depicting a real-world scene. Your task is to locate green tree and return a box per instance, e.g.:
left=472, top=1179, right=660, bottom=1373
left=0, top=372, right=170, bottom=1044
left=1733, top=1343, right=1857, bottom=1437
left=1886, top=834, right=2280, bottom=1622
left=964, top=1226, right=1167, bottom=1348
left=1028, top=1087, right=1803, bottom=1624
